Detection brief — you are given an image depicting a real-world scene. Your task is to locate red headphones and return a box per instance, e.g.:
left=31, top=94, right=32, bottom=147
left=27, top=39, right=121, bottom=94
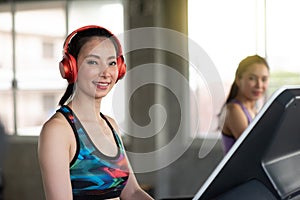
left=59, top=25, right=127, bottom=83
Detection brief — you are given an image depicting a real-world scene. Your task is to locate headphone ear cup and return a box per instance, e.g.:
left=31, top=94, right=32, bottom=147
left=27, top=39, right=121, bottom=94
left=118, top=63, right=127, bottom=80
left=117, top=56, right=126, bottom=81
left=59, top=52, right=77, bottom=83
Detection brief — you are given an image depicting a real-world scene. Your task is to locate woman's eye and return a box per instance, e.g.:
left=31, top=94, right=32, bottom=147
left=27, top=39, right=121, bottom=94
left=110, top=61, right=117, bottom=66
left=262, top=77, right=268, bottom=82
left=248, top=76, right=255, bottom=81
left=87, top=60, right=98, bottom=65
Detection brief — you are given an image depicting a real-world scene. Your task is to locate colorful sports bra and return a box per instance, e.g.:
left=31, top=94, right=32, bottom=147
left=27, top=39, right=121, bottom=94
left=58, top=105, right=129, bottom=200
left=221, top=99, right=253, bottom=154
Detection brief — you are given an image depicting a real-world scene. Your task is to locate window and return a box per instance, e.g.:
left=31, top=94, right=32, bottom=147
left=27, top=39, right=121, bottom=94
left=266, top=0, right=300, bottom=94
left=188, top=0, right=261, bottom=138
left=68, top=0, right=124, bottom=35
left=0, top=9, right=14, bottom=134
left=188, top=0, right=300, bottom=138
left=42, top=41, right=55, bottom=59
left=14, top=3, right=66, bottom=135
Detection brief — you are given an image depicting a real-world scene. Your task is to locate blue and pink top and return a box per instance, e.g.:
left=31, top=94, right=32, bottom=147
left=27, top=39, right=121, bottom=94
left=58, top=105, right=129, bottom=200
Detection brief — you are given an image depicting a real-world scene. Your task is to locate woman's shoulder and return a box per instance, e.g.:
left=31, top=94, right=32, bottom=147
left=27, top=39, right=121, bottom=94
left=226, top=101, right=243, bottom=112
left=44, top=111, right=66, bottom=126
left=40, top=111, right=71, bottom=137
left=38, top=110, right=75, bottom=166
left=225, top=102, right=248, bottom=122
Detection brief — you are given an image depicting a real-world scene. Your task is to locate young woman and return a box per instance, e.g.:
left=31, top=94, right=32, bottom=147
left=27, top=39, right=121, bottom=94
left=38, top=25, right=153, bottom=200
left=219, top=55, right=270, bottom=154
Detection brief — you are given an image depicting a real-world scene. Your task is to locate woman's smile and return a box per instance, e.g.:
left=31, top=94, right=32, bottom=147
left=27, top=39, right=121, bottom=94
left=93, top=81, right=110, bottom=90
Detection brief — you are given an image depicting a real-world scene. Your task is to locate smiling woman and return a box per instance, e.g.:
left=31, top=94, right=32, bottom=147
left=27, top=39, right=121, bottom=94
left=218, top=55, right=270, bottom=154
left=0, top=0, right=124, bottom=136
left=38, top=25, right=153, bottom=200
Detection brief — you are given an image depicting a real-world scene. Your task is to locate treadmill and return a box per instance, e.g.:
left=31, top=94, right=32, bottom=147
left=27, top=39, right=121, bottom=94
left=193, top=85, right=300, bottom=200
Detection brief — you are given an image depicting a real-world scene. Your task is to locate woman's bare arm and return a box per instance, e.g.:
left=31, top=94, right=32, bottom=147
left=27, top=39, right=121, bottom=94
left=225, top=103, right=249, bottom=139
left=38, top=114, right=74, bottom=200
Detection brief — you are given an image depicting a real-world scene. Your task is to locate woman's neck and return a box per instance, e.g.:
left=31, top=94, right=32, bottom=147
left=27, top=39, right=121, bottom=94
left=68, top=95, right=102, bottom=121
left=234, top=96, right=256, bottom=111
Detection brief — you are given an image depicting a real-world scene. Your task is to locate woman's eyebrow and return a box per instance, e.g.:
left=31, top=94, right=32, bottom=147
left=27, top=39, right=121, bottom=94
left=84, top=54, right=100, bottom=59
left=107, top=55, right=117, bottom=60
left=84, top=54, right=116, bottom=60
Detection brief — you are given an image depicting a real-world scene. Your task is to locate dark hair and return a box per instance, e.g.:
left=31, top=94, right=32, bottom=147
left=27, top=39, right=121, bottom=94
left=58, top=28, right=117, bottom=106
left=217, top=55, right=269, bottom=130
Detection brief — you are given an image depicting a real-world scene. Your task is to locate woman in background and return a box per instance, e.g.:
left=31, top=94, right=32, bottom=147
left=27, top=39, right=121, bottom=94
left=38, top=25, right=153, bottom=200
left=219, top=55, right=270, bottom=154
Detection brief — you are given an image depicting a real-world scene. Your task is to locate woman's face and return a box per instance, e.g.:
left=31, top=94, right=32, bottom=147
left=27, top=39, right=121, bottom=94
left=76, top=36, right=118, bottom=99
left=236, top=63, right=269, bottom=101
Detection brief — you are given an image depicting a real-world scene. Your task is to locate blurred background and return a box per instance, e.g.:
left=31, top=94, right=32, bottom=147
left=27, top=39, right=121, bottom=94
left=0, top=0, right=300, bottom=199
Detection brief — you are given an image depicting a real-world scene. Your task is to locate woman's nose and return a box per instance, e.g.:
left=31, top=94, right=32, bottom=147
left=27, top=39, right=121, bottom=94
left=98, top=63, right=109, bottom=76
left=256, top=79, right=263, bottom=88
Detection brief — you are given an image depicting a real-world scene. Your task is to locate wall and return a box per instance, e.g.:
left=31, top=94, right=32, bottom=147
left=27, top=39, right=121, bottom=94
left=2, top=136, right=44, bottom=200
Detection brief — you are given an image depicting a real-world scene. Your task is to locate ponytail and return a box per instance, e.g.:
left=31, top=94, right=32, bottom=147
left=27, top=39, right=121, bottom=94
left=217, top=81, right=239, bottom=131
left=226, top=81, right=239, bottom=104
left=59, top=83, right=75, bottom=106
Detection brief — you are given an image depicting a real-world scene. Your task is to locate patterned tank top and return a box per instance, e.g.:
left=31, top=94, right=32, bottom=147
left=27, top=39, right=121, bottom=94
left=58, top=105, right=129, bottom=200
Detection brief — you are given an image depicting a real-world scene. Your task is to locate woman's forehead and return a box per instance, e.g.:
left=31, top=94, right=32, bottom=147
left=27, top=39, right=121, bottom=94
left=244, top=63, right=269, bottom=74
left=80, top=36, right=116, bottom=55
